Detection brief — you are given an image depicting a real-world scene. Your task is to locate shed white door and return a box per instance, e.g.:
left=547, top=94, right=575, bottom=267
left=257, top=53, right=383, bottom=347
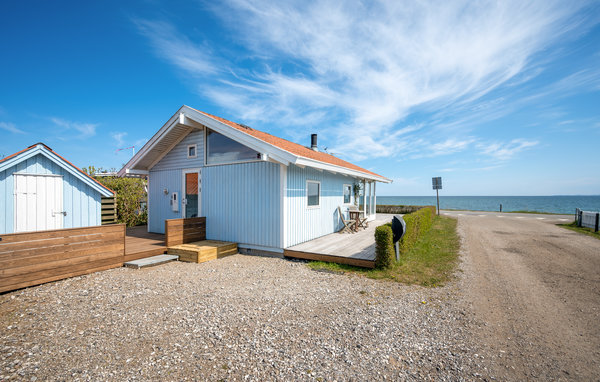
left=14, top=174, right=64, bottom=232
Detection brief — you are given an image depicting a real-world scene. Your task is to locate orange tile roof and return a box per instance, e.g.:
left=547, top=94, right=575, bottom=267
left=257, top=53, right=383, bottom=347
left=0, top=143, right=115, bottom=195
left=190, top=107, right=387, bottom=180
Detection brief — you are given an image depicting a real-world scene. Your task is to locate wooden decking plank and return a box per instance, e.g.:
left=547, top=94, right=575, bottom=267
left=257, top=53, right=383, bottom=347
left=284, top=214, right=393, bottom=267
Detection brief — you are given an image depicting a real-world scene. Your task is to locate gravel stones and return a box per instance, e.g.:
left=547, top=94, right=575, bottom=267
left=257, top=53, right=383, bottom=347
left=0, top=255, right=487, bottom=381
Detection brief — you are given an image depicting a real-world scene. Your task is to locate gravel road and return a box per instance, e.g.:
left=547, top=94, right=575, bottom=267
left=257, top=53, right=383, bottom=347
left=2, top=211, right=597, bottom=381
left=450, top=211, right=600, bottom=380
left=0, top=255, right=485, bottom=381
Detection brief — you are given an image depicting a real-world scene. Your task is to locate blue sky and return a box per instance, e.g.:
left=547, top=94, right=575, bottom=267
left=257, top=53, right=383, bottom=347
left=1, top=0, right=599, bottom=196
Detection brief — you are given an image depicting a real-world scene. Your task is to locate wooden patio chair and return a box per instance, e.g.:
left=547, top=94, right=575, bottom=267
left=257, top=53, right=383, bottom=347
left=337, top=206, right=356, bottom=234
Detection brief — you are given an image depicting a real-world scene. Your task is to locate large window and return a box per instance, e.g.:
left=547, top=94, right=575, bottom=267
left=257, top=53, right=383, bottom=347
left=343, top=184, right=352, bottom=204
left=307, top=180, right=320, bottom=207
left=206, top=129, right=261, bottom=165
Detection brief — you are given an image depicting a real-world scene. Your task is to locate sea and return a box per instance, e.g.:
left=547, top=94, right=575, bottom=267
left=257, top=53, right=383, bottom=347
left=375, top=195, right=600, bottom=215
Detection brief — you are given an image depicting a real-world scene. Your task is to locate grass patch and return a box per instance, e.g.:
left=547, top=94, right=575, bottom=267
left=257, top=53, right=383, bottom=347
left=307, top=215, right=460, bottom=287
left=558, top=221, right=600, bottom=240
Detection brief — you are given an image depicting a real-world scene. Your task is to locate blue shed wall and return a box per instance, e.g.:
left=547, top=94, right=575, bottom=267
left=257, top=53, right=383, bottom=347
left=285, top=164, right=357, bottom=247
left=202, top=161, right=281, bottom=249
left=0, top=153, right=102, bottom=234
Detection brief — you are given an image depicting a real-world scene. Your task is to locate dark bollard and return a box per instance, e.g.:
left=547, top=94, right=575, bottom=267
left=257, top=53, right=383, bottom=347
left=499, top=203, right=502, bottom=212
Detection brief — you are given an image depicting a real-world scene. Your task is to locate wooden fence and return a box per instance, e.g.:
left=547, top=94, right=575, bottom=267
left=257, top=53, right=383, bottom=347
left=101, top=196, right=117, bottom=225
left=165, top=217, right=206, bottom=247
left=0, top=224, right=125, bottom=293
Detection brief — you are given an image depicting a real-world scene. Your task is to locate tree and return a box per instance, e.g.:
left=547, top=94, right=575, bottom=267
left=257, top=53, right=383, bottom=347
left=84, top=167, right=148, bottom=227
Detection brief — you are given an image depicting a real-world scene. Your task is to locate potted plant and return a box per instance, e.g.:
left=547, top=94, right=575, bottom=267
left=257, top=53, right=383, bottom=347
left=353, top=182, right=362, bottom=207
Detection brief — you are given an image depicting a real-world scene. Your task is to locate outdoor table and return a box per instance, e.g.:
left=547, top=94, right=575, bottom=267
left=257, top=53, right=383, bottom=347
left=348, top=210, right=362, bottom=232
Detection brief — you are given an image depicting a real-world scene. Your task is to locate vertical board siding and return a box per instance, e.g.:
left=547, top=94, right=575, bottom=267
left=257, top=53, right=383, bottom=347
left=202, top=161, right=280, bottom=249
left=148, top=168, right=182, bottom=233
left=286, top=164, right=358, bottom=247
left=0, top=154, right=103, bottom=234
left=151, top=129, right=204, bottom=171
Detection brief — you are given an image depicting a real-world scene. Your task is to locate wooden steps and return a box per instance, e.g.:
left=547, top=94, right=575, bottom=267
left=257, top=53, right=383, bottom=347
left=168, top=240, right=238, bottom=264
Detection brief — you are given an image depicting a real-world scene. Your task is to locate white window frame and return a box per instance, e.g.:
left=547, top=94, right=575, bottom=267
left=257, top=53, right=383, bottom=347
left=343, top=184, right=352, bottom=205
left=204, top=128, right=263, bottom=166
left=306, top=180, right=321, bottom=209
left=187, top=144, right=197, bottom=159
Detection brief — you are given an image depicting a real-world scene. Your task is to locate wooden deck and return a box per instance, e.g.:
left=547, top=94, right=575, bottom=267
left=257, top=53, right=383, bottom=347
left=284, top=214, right=394, bottom=268
left=125, top=226, right=166, bottom=262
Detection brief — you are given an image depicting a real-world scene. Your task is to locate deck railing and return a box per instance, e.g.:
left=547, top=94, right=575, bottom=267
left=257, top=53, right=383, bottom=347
left=0, top=224, right=126, bottom=293
left=164, top=217, right=206, bottom=247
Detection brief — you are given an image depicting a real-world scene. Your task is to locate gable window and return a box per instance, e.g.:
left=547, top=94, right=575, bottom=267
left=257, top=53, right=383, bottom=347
left=307, top=180, right=320, bottom=208
left=343, top=184, right=352, bottom=204
left=187, top=144, right=197, bottom=158
left=206, top=129, right=261, bottom=165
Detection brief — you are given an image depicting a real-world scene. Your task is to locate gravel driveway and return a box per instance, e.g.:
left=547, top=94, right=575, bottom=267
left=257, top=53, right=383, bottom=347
left=451, top=211, right=600, bottom=381
left=1, top=254, right=484, bottom=381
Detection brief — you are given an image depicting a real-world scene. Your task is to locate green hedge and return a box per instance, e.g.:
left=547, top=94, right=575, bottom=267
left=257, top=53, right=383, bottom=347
left=374, top=205, right=436, bottom=269
left=374, top=225, right=395, bottom=269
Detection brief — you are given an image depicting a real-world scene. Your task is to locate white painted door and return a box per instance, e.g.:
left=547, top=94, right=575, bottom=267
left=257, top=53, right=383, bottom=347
left=182, top=168, right=201, bottom=218
left=14, top=174, right=64, bottom=232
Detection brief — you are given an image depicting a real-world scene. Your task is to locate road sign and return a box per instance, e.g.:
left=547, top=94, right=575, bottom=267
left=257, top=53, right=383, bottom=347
left=432, top=177, right=442, bottom=216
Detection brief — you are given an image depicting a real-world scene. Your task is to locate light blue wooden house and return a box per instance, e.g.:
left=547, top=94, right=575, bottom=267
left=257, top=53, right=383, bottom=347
left=0, top=143, right=114, bottom=234
left=119, top=106, right=391, bottom=255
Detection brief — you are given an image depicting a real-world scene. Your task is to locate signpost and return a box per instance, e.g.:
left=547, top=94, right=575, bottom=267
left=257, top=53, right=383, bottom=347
left=432, top=177, right=442, bottom=215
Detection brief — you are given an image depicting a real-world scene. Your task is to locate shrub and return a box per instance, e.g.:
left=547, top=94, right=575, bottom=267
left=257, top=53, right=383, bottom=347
left=93, top=176, right=148, bottom=227
left=374, top=205, right=437, bottom=269
left=374, top=224, right=394, bottom=269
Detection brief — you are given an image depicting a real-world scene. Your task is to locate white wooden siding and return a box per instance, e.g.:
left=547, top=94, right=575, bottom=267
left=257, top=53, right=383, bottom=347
left=202, top=161, right=281, bottom=249
left=286, top=164, right=358, bottom=247
left=147, top=168, right=183, bottom=233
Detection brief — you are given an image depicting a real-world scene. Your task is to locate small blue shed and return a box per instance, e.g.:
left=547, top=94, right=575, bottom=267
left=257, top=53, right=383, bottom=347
left=0, top=143, right=114, bottom=234
left=119, top=106, right=391, bottom=254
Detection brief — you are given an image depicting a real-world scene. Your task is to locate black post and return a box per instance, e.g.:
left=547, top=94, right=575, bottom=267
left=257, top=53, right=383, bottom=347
left=595, top=213, right=599, bottom=233
left=500, top=203, right=503, bottom=212
left=436, top=189, right=440, bottom=216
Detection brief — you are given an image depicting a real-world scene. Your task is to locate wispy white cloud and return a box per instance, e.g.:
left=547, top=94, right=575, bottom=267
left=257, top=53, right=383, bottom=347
left=133, top=19, right=218, bottom=76
left=0, top=122, right=25, bottom=134
left=478, top=139, right=538, bottom=160
left=111, top=132, right=127, bottom=147
left=136, top=0, right=597, bottom=161
left=51, top=117, right=98, bottom=138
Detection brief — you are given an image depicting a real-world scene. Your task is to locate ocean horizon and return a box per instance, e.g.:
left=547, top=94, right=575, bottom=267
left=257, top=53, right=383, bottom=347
left=373, top=195, right=600, bottom=214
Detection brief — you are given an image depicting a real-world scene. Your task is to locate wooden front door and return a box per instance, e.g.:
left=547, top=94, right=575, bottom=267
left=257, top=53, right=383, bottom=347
left=14, top=174, right=64, bottom=232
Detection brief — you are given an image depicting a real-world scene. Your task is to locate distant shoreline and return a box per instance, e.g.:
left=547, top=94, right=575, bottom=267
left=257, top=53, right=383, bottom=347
left=372, top=195, right=599, bottom=215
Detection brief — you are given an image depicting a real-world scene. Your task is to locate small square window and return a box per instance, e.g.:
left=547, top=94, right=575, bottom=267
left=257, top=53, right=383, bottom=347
left=187, top=144, right=197, bottom=158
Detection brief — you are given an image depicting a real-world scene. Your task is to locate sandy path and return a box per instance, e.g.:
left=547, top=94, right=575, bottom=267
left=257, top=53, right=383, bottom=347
left=454, top=213, right=600, bottom=380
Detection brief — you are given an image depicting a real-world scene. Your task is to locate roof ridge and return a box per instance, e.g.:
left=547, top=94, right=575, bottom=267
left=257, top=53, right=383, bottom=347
left=190, top=107, right=386, bottom=179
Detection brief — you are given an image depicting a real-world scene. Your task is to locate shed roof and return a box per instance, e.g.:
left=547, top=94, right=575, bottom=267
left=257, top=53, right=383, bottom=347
left=0, top=143, right=114, bottom=197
